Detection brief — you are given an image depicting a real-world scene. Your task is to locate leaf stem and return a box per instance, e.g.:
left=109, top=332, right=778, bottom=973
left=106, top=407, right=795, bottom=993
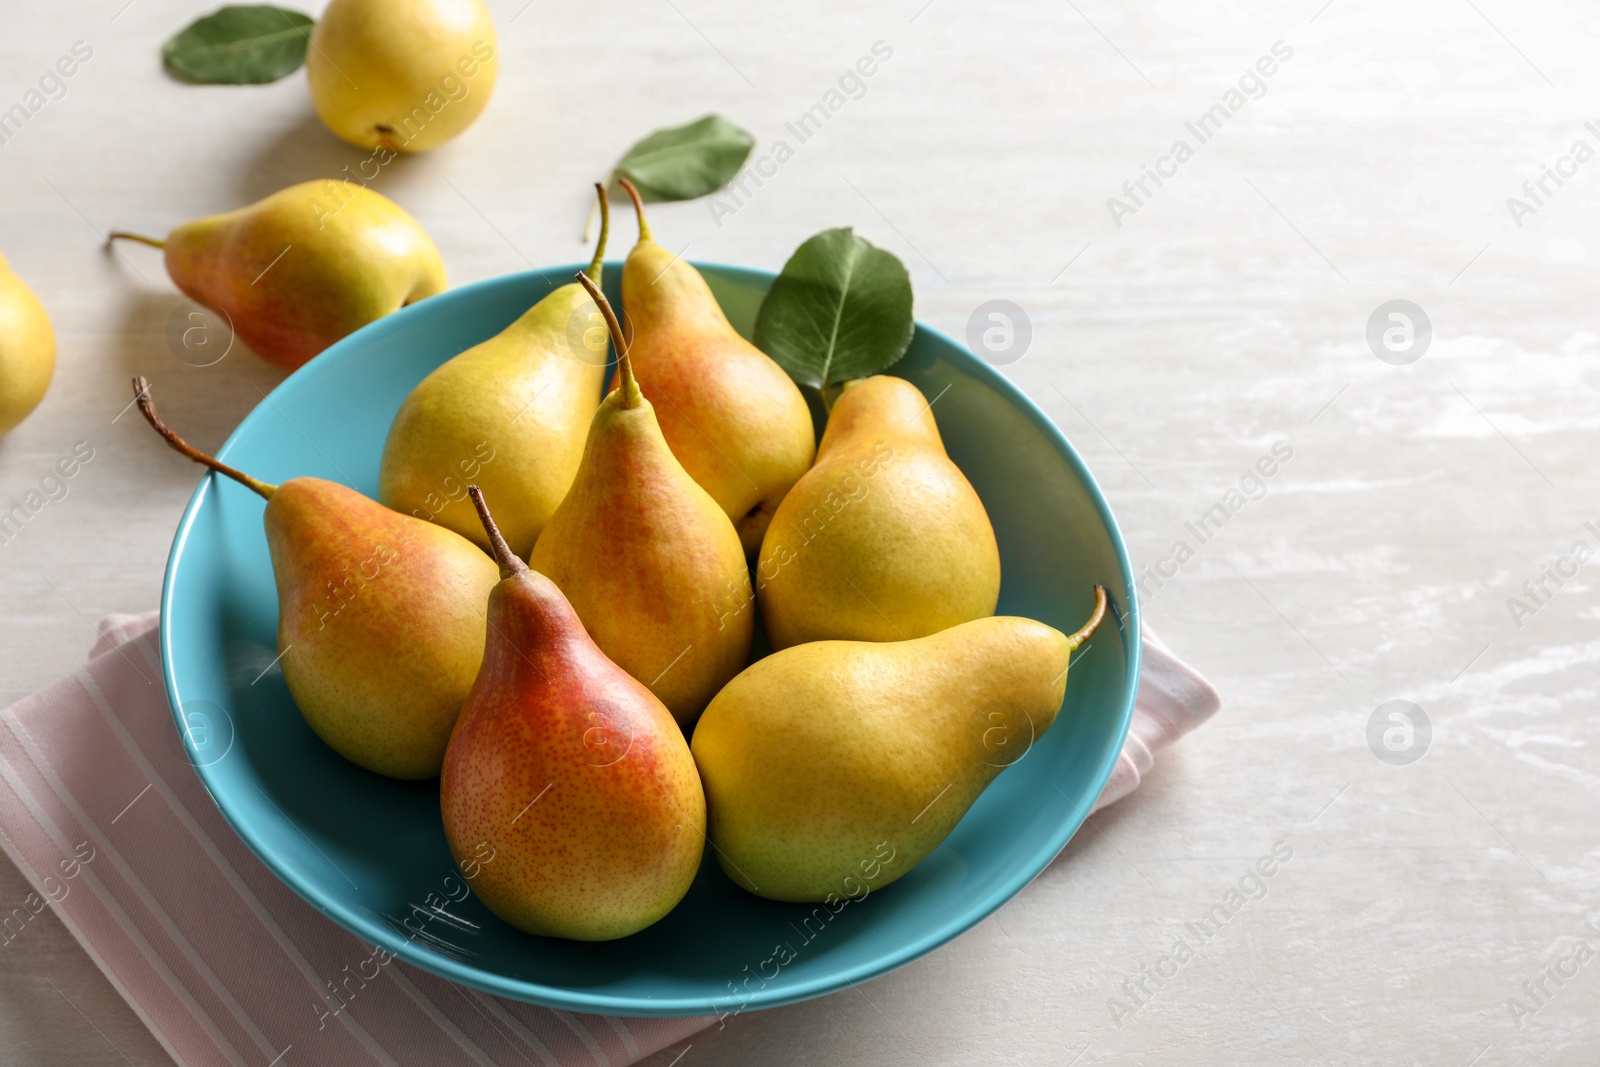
left=132, top=377, right=276, bottom=499
left=574, top=272, right=641, bottom=410
left=617, top=177, right=652, bottom=242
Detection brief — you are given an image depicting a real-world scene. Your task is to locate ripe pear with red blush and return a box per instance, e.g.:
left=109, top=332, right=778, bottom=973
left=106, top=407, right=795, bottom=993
left=111, top=181, right=445, bottom=372
left=441, top=488, right=705, bottom=940
left=530, top=273, right=752, bottom=727
left=614, top=178, right=815, bottom=555
left=133, top=379, right=496, bottom=779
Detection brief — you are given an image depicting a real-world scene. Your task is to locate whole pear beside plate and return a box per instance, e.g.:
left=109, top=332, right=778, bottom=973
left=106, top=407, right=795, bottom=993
left=0, top=252, right=54, bottom=436
left=308, top=0, right=499, bottom=153
left=111, top=181, right=446, bottom=372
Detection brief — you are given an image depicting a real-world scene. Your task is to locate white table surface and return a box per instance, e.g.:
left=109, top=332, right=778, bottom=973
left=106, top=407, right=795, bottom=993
left=4, top=1, right=1599, bottom=1063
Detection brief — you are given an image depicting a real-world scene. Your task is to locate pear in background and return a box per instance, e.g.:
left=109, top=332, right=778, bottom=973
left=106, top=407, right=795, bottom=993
left=757, top=375, right=1000, bottom=650
left=308, top=0, right=499, bottom=154
left=0, top=252, right=54, bottom=436
left=616, top=178, right=815, bottom=555
left=442, top=488, right=704, bottom=940
left=530, top=274, right=752, bottom=727
left=111, top=181, right=446, bottom=372
left=692, top=588, right=1107, bottom=902
left=134, top=379, right=496, bottom=779
left=380, top=185, right=611, bottom=557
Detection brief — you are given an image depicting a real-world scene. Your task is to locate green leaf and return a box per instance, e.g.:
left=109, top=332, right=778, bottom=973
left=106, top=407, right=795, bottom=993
left=613, top=115, right=755, bottom=201
left=754, top=228, right=915, bottom=392
left=162, top=5, right=315, bottom=85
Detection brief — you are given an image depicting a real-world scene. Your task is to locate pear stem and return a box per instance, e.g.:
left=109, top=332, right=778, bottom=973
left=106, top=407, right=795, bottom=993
left=1065, top=585, right=1109, bottom=651
left=132, top=377, right=276, bottom=499
left=581, top=198, right=600, bottom=244
left=617, top=177, right=652, bottom=242
left=587, top=181, right=609, bottom=282
left=108, top=232, right=166, bottom=250
left=468, top=486, right=528, bottom=579
left=574, top=271, right=642, bottom=410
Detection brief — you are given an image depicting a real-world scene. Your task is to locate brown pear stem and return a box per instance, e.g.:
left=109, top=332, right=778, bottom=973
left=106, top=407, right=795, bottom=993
left=617, top=177, right=651, bottom=242
left=468, top=486, right=528, bottom=579
left=574, top=271, right=642, bottom=410
left=587, top=182, right=609, bottom=281
left=1065, top=585, right=1109, bottom=651
left=108, top=232, right=166, bottom=250
left=132, top=377, right=276, bottom=499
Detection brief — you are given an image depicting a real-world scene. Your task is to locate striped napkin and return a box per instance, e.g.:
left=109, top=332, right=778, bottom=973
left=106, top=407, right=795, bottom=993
left=0, top=611, right=1218, bottom=1067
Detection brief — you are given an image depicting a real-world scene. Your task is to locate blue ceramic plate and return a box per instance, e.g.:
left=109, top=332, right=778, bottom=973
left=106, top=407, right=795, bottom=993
left=159, top=262, right=1139, bottom=1017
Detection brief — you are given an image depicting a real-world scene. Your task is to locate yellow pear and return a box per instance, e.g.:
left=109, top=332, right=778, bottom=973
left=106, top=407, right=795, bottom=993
left=308, top=0, right=499, bottom=153
left=134, top=380, right=498, bottom=779
left=380, top=186, right=611, bottom=557
left=691, top=589, right=1107, bottom=902
left=530, top=275, right=753, bottom=727
left=616, top=179, right=816, bottom=555
left=756, top=374, right=1000, bottom=650
left=0, top=253, right=54, bottom=436
left=111, top=181, right=446, bottom=371
left=441, top=488, right=704, bottom=940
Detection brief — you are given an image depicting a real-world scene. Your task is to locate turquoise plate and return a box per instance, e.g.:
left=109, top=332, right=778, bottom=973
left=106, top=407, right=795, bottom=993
left=158, top=262, right=1139, bottom=1016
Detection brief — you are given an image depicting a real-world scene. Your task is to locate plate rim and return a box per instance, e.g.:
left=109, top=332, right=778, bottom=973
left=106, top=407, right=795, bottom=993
left=158, top=260, right=1142, bottom=1016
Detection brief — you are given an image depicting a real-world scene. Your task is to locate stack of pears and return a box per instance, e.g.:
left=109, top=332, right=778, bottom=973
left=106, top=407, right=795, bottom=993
left=143, top=189, right=1111, bottom=940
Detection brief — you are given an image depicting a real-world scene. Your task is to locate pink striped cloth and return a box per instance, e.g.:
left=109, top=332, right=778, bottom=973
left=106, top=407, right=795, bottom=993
left=0, top=611, right=1217, bottom=1067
